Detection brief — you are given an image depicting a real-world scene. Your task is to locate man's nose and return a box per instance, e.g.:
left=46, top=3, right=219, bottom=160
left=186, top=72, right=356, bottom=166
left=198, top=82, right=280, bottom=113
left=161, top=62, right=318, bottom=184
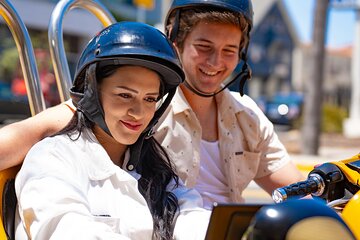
left=207, top=50, right=222, bottom=67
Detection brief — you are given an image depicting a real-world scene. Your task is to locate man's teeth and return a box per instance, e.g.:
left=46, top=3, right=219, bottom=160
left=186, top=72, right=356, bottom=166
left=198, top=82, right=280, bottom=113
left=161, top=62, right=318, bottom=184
left=200, top=69, right=218, bottom=76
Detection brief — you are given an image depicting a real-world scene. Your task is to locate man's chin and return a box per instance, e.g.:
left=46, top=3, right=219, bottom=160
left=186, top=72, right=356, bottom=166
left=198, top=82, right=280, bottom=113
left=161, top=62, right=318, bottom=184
left=197, top=86, right=220, bottom=94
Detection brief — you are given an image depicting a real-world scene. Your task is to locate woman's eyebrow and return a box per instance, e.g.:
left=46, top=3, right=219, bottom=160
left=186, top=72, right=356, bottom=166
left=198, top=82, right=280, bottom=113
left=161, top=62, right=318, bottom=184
left=116, top=86, right=138, bottom=93
left=146, top=92, right=160, bottom=96
left=116, top=86, right=159, bottom=95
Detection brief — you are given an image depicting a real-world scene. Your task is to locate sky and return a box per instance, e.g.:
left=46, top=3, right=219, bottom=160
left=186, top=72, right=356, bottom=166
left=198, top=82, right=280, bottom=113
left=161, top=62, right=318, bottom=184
left=283, top=0, right=356, bottom=48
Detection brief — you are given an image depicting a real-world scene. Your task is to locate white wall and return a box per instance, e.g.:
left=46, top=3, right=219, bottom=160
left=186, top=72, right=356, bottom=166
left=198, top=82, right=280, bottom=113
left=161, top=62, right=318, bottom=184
left=7, top=0, right=104, bottom=38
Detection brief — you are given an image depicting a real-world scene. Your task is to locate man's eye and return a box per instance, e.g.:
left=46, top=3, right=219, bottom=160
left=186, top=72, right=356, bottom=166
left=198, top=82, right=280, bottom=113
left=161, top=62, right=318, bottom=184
left=196, top=45, right=210, bottom=51
left=224, top=49, right=237, bottom=55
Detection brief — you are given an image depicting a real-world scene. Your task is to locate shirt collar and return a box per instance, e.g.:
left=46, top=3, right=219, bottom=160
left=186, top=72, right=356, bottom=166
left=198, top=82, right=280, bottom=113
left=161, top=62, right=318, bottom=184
left=216, top=89, right=247, bottom=113
left=81, top=129, right=140, bottom=181
left=171, top=87, right=193, bottom=115
left=172, top=87, right=247, bottom=114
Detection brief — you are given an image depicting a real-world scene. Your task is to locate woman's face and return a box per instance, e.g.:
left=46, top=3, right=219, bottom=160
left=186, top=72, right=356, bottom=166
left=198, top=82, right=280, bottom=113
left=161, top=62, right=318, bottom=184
left=99, top=65, right=161, bottom=145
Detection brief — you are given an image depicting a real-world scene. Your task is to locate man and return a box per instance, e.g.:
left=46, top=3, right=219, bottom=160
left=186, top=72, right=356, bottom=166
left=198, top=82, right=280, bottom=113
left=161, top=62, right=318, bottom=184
left=0, top=0, right=303, bottom=209
left=154, top=0, right=304, bottom=208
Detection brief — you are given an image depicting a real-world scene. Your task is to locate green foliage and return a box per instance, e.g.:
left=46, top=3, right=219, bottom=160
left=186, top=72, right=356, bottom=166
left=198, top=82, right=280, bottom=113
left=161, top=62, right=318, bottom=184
left=111, top=11, right=127, bottom=22
left=0, top=47, right=20, bottom=83
left=321, top=103, right=348, bottom=133
left=291, top=115, right=302, bottom=130
left=0, top=29, right=55, bottom=83
left=291, top=103, right=348, bottom=133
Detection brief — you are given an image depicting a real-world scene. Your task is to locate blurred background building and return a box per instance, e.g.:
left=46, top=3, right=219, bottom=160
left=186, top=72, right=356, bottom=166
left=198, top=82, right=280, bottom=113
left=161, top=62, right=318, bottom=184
left=0, top=0, right=355, bottom=132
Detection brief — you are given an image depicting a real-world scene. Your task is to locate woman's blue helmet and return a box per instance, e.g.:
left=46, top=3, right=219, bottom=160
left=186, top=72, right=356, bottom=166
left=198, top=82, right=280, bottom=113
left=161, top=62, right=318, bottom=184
left=70, top=21, right=185, bottom=171
left=72, top=21, right=184, bottom=101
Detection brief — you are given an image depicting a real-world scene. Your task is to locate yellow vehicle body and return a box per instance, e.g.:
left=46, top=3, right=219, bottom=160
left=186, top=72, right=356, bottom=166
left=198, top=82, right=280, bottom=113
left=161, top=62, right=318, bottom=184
left=331, top=154, right=360, bottom=187
left=342, top=190, right=360, bottom=239
left=330, top=154, right=360, bottom=239
left=0, top=165, right=21, bottom=239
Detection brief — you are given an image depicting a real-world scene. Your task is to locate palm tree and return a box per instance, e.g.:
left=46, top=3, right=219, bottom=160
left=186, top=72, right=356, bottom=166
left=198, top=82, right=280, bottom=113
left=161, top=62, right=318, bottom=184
left=301, top=0, right=330, bottom=155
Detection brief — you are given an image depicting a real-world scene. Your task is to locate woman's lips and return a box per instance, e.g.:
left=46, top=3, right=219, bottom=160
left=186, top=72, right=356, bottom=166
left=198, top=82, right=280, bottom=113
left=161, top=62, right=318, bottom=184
left=121, top=120, right=142, bottom=131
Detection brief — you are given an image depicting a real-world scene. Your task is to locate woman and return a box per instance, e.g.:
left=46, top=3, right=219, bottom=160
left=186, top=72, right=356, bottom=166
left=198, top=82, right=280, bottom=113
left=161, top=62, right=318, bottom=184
left=15, top=22, right=210, bottom=240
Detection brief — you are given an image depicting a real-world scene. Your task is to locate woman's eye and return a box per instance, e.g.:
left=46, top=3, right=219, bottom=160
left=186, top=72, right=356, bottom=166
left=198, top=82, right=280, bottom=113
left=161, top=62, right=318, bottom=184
left=117, top=93, right=131, bottom=99
left=145, top=97, right=157, bottom=103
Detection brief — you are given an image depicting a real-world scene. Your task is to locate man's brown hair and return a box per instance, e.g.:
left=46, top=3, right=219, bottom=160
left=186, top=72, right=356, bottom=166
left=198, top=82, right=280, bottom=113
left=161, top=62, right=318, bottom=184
left=166, top=7, right=250, bottom=55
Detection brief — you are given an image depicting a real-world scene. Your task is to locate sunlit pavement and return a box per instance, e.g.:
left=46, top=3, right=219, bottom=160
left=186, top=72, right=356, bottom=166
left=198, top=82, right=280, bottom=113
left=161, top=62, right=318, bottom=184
left=243, top=126, right=360, bottom=203
left=242, top=157, right=318, bottom=204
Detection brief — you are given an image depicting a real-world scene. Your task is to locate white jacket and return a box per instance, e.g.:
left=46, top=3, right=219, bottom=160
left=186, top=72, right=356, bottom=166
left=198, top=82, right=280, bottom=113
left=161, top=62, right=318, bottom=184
left=15, top=129, right=210, bottom=240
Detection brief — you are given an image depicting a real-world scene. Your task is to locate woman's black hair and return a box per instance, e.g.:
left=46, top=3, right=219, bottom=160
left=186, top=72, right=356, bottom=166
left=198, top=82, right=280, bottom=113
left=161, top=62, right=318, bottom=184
left=57, top=63, right=179, bottom=239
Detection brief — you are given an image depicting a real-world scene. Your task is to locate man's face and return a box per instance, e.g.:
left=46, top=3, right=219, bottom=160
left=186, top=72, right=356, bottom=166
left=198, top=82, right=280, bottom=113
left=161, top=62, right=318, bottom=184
left=178, top=21, right=241, bottom=94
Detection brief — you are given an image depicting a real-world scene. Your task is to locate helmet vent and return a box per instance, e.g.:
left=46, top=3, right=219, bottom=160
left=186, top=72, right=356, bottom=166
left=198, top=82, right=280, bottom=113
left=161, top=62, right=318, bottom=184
left=95, top=44, right=101, bottom=56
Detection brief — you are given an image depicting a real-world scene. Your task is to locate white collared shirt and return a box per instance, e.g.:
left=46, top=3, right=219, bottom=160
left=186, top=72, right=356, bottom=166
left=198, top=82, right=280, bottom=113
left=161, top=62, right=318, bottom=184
left=15, top=129, right=210, bottom=239
left=155, top=88, right=290, bottom=203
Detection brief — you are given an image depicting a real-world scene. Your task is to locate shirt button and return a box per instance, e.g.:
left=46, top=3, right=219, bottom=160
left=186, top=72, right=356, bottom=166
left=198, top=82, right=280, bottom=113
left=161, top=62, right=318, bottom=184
left=127, top=164, right=134, bottom=171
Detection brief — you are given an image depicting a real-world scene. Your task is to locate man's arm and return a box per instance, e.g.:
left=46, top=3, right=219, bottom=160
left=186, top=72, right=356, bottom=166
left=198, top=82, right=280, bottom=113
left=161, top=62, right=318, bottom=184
left=0, top=104, right=74, bottom=170
left=255, top=161, right=305, bottom=196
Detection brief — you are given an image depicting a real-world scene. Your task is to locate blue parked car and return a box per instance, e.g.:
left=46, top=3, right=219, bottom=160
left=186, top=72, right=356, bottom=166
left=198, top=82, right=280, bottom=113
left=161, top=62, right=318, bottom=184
left=259, top=92, right=303, bottom=126
left=231, top=91, right=303, bottom=127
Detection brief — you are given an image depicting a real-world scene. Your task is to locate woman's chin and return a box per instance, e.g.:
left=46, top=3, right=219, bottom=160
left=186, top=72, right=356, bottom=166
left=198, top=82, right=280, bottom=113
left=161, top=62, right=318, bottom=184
left=115, top=134, right=141, bottom=145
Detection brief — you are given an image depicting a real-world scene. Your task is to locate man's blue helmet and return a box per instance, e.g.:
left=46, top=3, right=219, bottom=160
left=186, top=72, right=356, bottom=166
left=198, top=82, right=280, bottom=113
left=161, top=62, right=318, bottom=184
left=165, top=0, right=253, bottom=40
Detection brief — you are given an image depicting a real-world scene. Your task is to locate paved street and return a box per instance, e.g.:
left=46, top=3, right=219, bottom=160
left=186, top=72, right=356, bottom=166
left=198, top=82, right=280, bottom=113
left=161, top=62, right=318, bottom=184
left=243, top=128, right=360, bottom=203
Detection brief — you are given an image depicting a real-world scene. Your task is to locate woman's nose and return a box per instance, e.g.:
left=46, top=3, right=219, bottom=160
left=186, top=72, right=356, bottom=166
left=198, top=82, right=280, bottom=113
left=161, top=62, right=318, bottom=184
left=127, top=100, right=144, bottom=119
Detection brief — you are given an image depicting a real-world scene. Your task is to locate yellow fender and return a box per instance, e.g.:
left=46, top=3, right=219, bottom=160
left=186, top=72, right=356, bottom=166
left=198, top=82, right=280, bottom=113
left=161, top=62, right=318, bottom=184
left=0, top=165, right=21, bottom=239
left=342, top=190, right=360, bottom=239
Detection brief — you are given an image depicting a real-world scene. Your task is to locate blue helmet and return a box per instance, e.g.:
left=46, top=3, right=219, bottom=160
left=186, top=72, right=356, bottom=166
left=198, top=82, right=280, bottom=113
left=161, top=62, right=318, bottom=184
left=72, top=21, right=184, bottom=99
left=70, top=21, right=185, bottom=170
left=165, top=0, right=253, bottom=40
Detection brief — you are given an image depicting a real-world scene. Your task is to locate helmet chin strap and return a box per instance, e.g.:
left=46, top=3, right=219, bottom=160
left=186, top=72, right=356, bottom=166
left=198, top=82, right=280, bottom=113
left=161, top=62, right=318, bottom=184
left=184, top=61, right=251, bottom=97
left=76, top=64, right=112, bottom=136
left=127, top=88, right=177, bottom=172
